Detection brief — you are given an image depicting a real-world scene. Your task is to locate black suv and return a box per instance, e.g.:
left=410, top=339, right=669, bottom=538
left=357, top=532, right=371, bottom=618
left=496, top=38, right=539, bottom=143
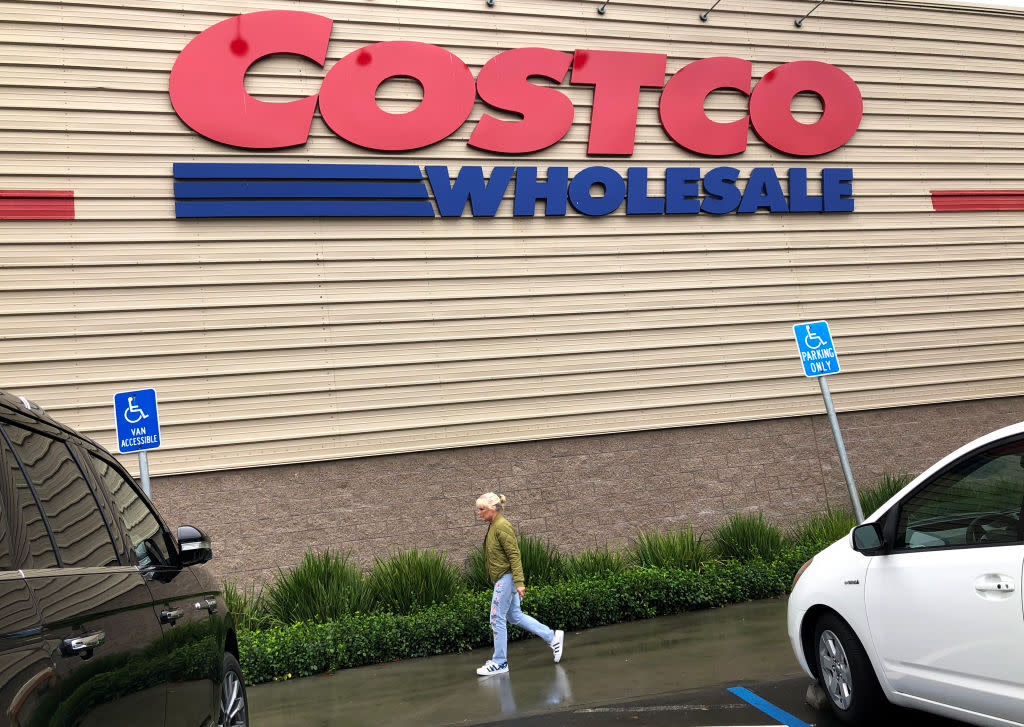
left=0, top=390, right=248, bottom=727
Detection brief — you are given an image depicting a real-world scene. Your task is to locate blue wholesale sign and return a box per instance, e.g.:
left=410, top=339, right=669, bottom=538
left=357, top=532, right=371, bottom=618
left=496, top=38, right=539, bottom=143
left=793, top=321, right=841, bottom=377
left=172, top=163, right=855, bottom=218
left=113, top=389, right=161, bottom=453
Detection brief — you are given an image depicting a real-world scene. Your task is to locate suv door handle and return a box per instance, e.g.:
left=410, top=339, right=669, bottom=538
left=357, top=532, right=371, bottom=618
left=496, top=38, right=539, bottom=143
left=60, top=631, right=106, bottom=659
left=195, top=597, right=218, bottom=613
left=160, top=608, right=185, bottom=625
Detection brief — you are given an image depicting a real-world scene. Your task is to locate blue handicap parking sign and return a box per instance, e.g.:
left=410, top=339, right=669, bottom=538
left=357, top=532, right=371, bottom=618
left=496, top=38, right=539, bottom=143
left=793, top=321, right=840, bottom=377
left=113, top=389, right=161, bottom=453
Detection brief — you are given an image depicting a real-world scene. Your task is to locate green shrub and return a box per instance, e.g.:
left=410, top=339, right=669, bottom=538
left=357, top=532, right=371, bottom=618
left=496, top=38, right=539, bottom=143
left=264, top=549, right=373, bottom=626
left=562, top=545, right=627, bottom=580
left=860, top=472, right=912, bottom=516
left=711, top=512, right=785, bottom=562
left=629, top=525, right=710, bottom=571
left=239, top=591, right=494, bottom=684
left=237, top=545, right=823, bottom=685
left=368, top=548, right=465, bottom=614
left=462, top=545, right=491, bottom=592
left=223, top=578, right=271, bottom=631
left=518, top=534, right=565, bottom=586
left=789, top=509, right=856, bottom=548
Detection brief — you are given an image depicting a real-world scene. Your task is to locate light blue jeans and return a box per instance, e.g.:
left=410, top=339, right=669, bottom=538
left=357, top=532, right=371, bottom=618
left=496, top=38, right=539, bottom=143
left=490, top=573, right=555, bottom=664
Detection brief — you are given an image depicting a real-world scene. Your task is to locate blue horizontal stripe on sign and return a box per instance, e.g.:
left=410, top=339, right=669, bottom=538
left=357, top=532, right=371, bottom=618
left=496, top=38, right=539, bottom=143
left=174, top=181, right=430, bottom=199
left=175, top=199, right=436, bottom=218
left=172, top=163, right=424, bottom=180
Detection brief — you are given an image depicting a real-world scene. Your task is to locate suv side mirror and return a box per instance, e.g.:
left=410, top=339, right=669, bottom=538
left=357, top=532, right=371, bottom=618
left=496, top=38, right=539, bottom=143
left=177, top=525, right=213, bottom=566
left=852, top=522, right=885, bottom=555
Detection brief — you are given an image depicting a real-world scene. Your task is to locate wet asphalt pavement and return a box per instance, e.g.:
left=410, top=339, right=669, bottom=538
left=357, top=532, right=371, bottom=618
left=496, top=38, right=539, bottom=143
left=248, top=597, right=969, bottom=727
left=478, top=676, right=967, bottom=726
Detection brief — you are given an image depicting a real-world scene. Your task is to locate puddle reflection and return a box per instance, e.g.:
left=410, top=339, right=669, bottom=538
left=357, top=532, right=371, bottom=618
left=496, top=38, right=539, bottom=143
left=476, top=664, right=572, bottom=715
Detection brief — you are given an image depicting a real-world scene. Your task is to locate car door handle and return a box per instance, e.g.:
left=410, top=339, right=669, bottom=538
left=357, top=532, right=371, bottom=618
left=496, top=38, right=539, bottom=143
left=195, top=597, right=218, bottom=613
left=60, top=631, right=105, bottom=659
left=160, top=608, right=185, bottom=625
left=975, top=574, right=1015, bottom=595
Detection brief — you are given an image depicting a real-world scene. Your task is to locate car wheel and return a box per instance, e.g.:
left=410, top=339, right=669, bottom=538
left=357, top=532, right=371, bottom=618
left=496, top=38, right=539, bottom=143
left=813, top=613, right=887, bottom=724
left=217, top=653, right=249, bottom=727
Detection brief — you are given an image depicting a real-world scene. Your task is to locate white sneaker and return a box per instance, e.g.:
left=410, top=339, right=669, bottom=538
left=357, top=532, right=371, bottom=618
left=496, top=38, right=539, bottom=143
left=550, top=629, right=565, bottom=663
left=476, top=659, right=509, bottom=676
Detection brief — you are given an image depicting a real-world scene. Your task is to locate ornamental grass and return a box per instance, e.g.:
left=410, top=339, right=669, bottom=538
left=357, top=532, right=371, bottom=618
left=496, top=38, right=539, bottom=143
left=262, top=549, right=373, bottom=626
left=629, top=525, right=710, bottom=571
left=367, top=548, right=465, bottom=614
left=710, top=512, right=785, bottom=562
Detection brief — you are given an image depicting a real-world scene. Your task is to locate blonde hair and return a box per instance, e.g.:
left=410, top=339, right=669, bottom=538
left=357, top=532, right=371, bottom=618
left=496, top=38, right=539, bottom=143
left=475, top=492, right=506, bottom=510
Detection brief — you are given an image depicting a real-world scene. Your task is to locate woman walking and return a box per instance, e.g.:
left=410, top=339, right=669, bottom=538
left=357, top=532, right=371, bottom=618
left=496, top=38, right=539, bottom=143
left=475, top=492, right=564, bottom=676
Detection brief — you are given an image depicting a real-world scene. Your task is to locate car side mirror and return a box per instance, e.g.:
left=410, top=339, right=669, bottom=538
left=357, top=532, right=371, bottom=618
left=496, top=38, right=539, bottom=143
left=852, top=522, right=885, bottom=555
left=177, top=525, right=213, bottom=566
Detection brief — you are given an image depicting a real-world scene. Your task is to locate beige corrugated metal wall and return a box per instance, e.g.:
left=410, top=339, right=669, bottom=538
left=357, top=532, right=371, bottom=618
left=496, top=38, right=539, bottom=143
left=1, top=0, right=1023, bottom=476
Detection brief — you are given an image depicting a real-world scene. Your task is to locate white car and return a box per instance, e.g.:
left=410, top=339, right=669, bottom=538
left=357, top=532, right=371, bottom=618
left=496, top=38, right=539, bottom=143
left=788, top=421, right=1024, bottom=726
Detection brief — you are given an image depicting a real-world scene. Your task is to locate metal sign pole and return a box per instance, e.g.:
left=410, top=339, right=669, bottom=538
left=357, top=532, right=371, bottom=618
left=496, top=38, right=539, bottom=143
left=793, top=321, right=863, bottom=523
left=818, top=375, right=864, bottom=523
left=138, top=450, right=152, bottom=498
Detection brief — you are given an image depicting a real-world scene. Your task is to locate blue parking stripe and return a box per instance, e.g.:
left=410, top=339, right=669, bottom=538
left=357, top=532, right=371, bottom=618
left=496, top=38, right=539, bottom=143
left=727, top=686, right=812, bottom=727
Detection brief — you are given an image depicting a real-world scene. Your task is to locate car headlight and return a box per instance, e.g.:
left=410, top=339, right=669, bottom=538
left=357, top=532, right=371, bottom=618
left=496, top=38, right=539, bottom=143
left=792, top=557, right=814, bottom=589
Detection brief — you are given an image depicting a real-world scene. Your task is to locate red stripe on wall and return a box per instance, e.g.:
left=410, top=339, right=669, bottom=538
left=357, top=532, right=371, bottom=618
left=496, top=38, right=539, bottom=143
left=931, top=190, right=1024, bottom=211
left=0, top=190, right=75, bottom=220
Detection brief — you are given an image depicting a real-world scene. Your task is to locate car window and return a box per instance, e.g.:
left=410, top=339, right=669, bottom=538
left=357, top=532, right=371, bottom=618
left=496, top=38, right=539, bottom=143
left=2, top=424, right=119, bottom=568
left=87, top=452, right=172, bottom=569
left=0, top=504, right=12, bottom=571
left=0, top=437, right=17, bottom=571
left=897, top=438, right=1024, bottom=550
left=0, top=428, right=58, bottom=569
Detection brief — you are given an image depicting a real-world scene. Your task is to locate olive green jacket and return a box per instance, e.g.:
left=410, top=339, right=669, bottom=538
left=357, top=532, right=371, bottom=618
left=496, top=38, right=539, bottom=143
left=484, top=514, right=525, bottom=588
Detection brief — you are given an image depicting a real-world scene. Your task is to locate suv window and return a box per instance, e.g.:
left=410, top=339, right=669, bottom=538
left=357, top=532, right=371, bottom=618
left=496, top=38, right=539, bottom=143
left=0, top=427, right=57, bottom=569
left=87, top=453, right=172, bottom=568
left=0, top=435, right=17, bottom=570
left=0, top=500, right=12, bottom=571
left=897, top=438, right=1024, bottom=549
left=2, top=424, right=119, bottom=568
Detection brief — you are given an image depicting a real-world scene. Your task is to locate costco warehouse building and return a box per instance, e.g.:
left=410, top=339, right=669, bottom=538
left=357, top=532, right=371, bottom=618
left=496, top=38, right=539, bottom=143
left=2, top=0, right=1023, bottom=583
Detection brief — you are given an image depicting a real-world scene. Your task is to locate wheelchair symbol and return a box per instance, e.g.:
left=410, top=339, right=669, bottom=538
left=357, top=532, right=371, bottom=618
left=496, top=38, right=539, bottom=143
left=123, top=396, right=149, bottom=424
left=803, top=325, right=827, bottom=350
